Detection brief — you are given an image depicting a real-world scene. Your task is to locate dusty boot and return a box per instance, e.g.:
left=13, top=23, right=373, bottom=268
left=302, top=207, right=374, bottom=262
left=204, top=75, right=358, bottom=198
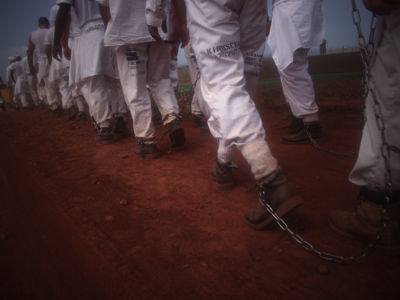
left=67, top=106, right=78, bottom=120
left=134, top=139, right=160, bottom=159
left=114, top=116, right=130, bottom=138
left=167, top=118, right=185, bottom=148
left=329, top=187, right=400, bottom=250
left=282, top=121, right=322, bottom=144
left=210, top=159, right=236, bottom=190
left=245, top=171, right=304, bottom=230
left=191, top=114, right=204, bottom=128
left=76, top=111, right=87, bottom=121
left=287, top=116, right=304, bottom=134
left=95, top=126, right=113, bottom=144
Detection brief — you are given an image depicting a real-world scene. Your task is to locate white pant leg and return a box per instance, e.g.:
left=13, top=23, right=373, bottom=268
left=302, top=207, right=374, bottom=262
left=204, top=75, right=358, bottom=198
left=46, top=78, right=61, bottom=111
left=75, top=95, right=86, bottom=112
left=184, top=43, right=210, bottom=118
left=115, top=45, right=155, bottom=140
left=58, top=76, right=73, bottom=110
left=107, top=77, right=128, bottom=117
left=20, top=93, right=32, bottom=109
left=279, top=48, right=319, bottom=121
left=27, top=74, right=39, bottom=106
left=349, top=12, right=400, bottom=191
left=147, top=42, right=180, bottom=124
left=186, top=0, right=278, bottom=180
left=79, top=75, right=112, bottom=128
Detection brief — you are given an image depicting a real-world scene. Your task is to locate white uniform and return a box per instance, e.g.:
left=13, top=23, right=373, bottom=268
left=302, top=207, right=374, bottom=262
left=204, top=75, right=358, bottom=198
left=268, top=0, right=325, bottom=121
left=349, top=11, right=400, bottom=191
left=57, top=0, right=126, bottom=127
left=30, top=27, right=50, bottom=105
left=99, top=0, right=181, bottom=142
left=11, top=59, right=32, bottom=109
left=182, top=0, right=278, bottom=179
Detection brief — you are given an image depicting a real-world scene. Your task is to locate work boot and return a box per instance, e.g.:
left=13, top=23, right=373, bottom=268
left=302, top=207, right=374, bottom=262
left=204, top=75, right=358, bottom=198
left=167, top=118, right=185, bottom=148
left=95, top=126, right=113, bottom=144
left=287, top=116, right=304, bottom=134
left=329, top=187, right=400, bottom=250
left=67, top=107, right=78, bottom=120
left=114, top=116, right=130, bottom=138
left=76, top=111, right=87, bottom=121
left=134, top=139, right=160, bottom=159
left=210, top=159, right=236, bottom=190
left=245, top=171, right=304, bottom=230
left=192, top=114, right=204, bottom=128
left=282, top=122, right=322, bottom=144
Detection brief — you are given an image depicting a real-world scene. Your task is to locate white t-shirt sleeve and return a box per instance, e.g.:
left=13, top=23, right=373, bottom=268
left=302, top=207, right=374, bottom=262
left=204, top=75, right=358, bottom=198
left=145, top=0, right=166, bottom=27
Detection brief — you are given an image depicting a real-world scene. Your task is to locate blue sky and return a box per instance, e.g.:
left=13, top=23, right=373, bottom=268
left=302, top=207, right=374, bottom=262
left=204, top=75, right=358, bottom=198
left=0, top=0, right=372, bottom=81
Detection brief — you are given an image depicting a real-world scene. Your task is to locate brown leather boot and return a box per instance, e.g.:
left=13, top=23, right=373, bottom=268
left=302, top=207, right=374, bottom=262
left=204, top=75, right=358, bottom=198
left=245, top=172, right=303, bottom=230
left=134, top=139, right=160, bottom=159
left=210, top=159, right=236, bottom=190
left=282, top=122, right=322, bottom=144
left=329, top=188, right=400, bottom=250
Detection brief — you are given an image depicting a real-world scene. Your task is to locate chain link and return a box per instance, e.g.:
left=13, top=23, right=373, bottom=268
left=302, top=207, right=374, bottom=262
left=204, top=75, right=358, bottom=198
left=255, top=1, right=395, bottom=263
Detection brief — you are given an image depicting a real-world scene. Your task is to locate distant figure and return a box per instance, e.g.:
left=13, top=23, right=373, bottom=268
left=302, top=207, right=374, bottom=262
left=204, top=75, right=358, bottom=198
left=27, top=17, right=50, bottom=106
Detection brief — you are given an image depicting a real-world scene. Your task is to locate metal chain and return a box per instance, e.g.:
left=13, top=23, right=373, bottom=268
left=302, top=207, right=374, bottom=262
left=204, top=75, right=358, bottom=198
left=306, top=128, right=356, bottom=158
left=256, top=1, right=395, bottom=263
left=259, top=189, right=387, bottom=263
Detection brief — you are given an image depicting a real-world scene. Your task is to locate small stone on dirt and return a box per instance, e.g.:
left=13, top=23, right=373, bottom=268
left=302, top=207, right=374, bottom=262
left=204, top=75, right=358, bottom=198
left=318, top=264, right=330, bottom=275
left=105, top=215, right=114, bottom=222
left=119, top=199, right=128, bottom=206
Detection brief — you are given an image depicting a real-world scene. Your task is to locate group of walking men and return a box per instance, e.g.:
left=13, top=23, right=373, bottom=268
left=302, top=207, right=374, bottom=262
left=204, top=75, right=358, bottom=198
left=3, top=0, right=399, bottom=250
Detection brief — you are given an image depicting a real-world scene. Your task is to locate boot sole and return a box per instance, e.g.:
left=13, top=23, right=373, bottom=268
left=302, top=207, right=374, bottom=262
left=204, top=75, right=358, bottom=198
left=245, top=195, right=304, bottom=230
left=328, top=216, right=400, bottom=251
left=134, top=151, right=161, bottom=159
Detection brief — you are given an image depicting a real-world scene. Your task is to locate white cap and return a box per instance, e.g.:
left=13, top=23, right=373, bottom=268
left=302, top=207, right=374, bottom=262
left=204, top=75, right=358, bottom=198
left=8, top=56, right=16, bottom=62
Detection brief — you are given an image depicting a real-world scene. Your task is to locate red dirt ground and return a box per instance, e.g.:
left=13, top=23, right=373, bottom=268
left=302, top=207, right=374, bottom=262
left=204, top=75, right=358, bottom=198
left=0, top=98, right=399, bottom=299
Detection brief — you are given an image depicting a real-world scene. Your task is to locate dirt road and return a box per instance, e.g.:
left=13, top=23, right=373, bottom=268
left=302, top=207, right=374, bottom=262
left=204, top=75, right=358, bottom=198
left=0, top=103, right=399, bottom=299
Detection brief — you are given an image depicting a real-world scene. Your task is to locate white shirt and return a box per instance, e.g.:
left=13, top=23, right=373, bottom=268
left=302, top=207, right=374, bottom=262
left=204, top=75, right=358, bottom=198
left=44, top=27, right=55, bottom=46
left=57, top=0, right=102, bottom=28
left=30, top=27, right=49, bottom=58
left=96, top=0, right=157, bottom=46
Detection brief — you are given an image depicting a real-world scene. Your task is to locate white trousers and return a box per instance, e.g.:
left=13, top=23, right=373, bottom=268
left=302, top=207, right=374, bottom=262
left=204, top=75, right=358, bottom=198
left=184, top=42, right=210, bottom=118
left=115, top=43, right=180, bottom=140
left=27, top=74, right=39, bottom=106
left=349, top=11, right=400, bottom=191
left=279, top=48, right=319, bottom=121
left=186, top=0, right=278, bottom=179
left=80, top=75, right=113, bottom=128
left=46, top=79, right=62, bottom=111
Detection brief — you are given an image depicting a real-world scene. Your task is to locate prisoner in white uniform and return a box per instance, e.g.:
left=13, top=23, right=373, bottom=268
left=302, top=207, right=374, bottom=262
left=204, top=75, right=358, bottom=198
left=28, top=17, right=50, bottom=106
left=268, top=0, right=325, bottom=143
left=153, top=0, right=303, bottom=228
left=14, top=56, right=33, bottom=109
left=9, top=57, right=32, bottom=109
left=330, top=6, right=400, bottom=249
left=97, top=0, right=185, bottom=156
left=55, top=0, right=128, bottom=141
